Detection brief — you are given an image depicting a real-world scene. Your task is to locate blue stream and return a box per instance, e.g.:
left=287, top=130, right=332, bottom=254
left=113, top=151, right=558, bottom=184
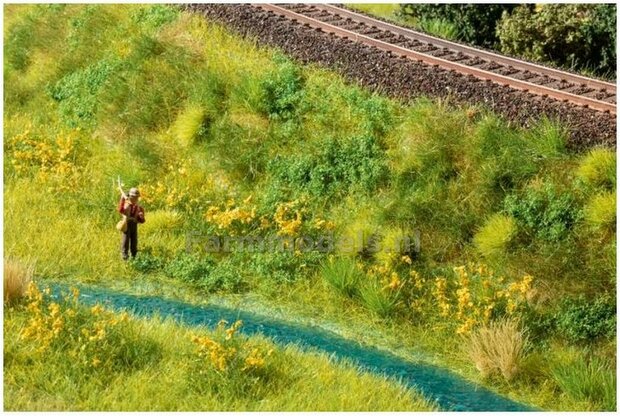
left=45, top=282, right=533, bottom=412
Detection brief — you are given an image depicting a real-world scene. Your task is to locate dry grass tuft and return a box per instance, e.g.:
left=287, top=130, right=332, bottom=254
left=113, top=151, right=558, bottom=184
left=4, top=258, right=34, bottom=304
left=466, top=319, right=527, bottom=382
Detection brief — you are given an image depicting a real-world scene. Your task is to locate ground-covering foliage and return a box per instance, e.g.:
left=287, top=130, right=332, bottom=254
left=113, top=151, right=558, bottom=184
left=4, top=4, right=616, bottom=411
left=4, top=282, right=434, bottom=411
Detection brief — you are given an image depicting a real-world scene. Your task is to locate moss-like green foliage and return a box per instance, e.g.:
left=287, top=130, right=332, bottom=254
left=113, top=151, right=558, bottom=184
left=503, top=183, right=581, bottom=242
left=164, top=252, right=215, bottom=284
left=473, top=214, right=517, bottom=258
left=555, top=295, right=616, bottom=343
left=48, top=58, right=120, bottom=127
left=131, top=4, right=179, bottom=30
left=270, top=135, right=388, bottom=198
left=259, top=54, right=305, bottom=121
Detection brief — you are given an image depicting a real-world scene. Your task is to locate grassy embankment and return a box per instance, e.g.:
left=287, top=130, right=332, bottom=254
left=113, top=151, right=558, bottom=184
left=4, top=4, right=616, bottom=411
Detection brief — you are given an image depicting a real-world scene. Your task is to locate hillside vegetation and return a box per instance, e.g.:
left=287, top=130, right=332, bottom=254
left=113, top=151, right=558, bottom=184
left=4, top=4, right=616, bottom=411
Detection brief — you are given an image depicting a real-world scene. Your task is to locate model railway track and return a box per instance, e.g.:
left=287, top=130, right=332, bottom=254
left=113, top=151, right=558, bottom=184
left=254, top=3, right=616, bottom=115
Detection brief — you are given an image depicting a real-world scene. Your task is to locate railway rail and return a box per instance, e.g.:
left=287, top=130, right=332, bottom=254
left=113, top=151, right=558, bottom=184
left=254, top=3, right=616, bottom=115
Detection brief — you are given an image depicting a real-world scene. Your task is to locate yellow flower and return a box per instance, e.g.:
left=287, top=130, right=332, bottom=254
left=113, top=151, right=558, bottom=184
left=90, top=304, right=104, bottom=315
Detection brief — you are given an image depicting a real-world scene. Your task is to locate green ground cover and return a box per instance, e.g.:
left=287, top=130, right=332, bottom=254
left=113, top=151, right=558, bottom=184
left=4, top=4, right=616, bottom=411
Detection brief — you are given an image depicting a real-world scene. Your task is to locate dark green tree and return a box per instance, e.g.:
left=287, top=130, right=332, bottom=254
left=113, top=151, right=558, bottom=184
left=400, top=4, right=517, bottom=48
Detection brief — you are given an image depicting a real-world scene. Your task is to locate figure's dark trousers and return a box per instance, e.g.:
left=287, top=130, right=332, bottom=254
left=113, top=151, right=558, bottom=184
left=121, top=221, right=138, bottom=260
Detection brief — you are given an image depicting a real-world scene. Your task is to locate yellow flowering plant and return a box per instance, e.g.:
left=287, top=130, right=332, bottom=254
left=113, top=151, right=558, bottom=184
left=20, top=283, right=156, bottom=374
left=7, top=129, right=82, bottom=194
left=427, top=264, right=535, bottom=335
left=204, top=196, right=259, bottom=236
left=190, top=319, right=274, bottom=384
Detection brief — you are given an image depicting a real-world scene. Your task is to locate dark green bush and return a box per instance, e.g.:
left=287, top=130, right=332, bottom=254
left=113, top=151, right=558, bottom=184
left=270, top=135, right=388, bottom=198
left=555, top=295, right=616, bottom=343
left=503, top=183, right=581, bottom=242
left=497, top=4, right=616, bottom=77
left=164, top=252, right=214, bottom=283
left=247, top=251, right=322, bottom=284
left=400, top=4, right=516, bottom=48
left=202, top=257, right=245, bottom=293
left=343, top=89, right=395, bottom=137
left=129, top=248, right=164, bottom=273
left=259, top=55, right=305, bottom=121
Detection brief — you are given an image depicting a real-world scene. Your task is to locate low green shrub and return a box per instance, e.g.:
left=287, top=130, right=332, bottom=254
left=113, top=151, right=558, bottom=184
left=503, top=183, right=581, bottom=242
left=259, top=54, right=305, bottom=121
left=129, top=248, right=164, bottom=274
left=164, top=252, right=214, bottom=283
left=48, top=57, right=121, bottom=127
left=497, top=4, right=616, bottom=77
left=131, top=4, right=179, bottom=29
left=270, top=135, right=388, bottom=198
left=554, top=295, right=616, bottom=343
left=400, top=4, right=515, bottom=48
left=247, top=251, right=322, bottom=284
left=202, top=257, right=245, bottom=293
left=320, top=257, right=363, bottom=298
left=342, top=88, right=395, bottom=137
left=551, top=355, right=616, bottom=411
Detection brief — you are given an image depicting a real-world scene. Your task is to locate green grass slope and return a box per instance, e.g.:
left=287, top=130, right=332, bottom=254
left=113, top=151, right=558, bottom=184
left=4, top=4, right=616, bottom=411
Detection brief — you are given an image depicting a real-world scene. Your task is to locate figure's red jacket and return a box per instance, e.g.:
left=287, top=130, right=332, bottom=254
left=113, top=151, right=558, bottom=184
left=118, top=197, right=145, bottom=223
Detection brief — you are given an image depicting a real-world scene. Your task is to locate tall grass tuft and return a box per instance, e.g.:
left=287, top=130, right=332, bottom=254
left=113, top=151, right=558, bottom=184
left=4, top=258, right=33, bottom=304
left=473, top=213, right=517, bottom=258
left=583, top=191, right=616, bottom=231
left=466, top=319, right=527, bottom=382
left=140, top=209, right=184, bottom=235
left=417, top=18, right=459, bottom=40
left=358, top=282, right=401, bottom=319
left=551, top=355, right=616, bottom=411
left=320, top=257, right=363, bottom=298
left=576, top=148, right=616, bottom=190
left=172, top=104, right=210, bottom=147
